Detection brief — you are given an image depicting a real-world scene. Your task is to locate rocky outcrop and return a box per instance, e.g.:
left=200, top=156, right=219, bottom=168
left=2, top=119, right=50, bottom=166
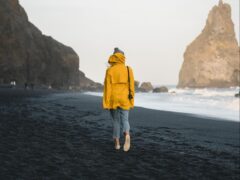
left=153, top=86, right=168, bottom=93
left=235, top=91, right=240, bottom=98
left=178, top=0, right=240, bottom=88
left=139, top=82, right=153, bottom=92
left=78, top=71, right=103, bottom=91
left=0, top=0, right=101, bottom=90
left=134, top=81, right=140, bottom=89
left=134, top=80, right=141, bottom=92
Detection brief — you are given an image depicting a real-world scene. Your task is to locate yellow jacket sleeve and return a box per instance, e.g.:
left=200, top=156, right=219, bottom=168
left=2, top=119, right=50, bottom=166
left=103, top=69, right=112, bottom=109
left=129, top=67, right=135, bottom=106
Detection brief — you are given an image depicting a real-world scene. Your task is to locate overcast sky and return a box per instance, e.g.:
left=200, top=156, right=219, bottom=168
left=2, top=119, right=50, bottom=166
left=19, top=0, right=239, bottom=85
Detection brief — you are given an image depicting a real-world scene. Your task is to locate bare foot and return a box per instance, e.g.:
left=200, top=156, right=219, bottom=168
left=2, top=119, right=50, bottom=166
left=123, top=134, right=130, bottom=152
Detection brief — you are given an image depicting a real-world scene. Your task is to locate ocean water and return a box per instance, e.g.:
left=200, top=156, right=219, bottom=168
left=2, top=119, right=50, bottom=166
left=85, top=86, right=240, bottom=122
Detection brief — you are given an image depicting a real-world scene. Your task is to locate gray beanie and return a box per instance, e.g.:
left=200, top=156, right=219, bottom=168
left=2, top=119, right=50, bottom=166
left=113, top=47, right=124, bottom=55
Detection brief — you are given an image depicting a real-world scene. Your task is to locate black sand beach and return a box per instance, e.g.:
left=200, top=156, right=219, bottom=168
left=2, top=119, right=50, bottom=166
left=0, top=89, right=239, bottom=180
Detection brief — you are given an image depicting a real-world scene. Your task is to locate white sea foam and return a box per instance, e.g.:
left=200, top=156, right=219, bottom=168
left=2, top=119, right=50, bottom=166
left=85, top=87, right=240, bottom=122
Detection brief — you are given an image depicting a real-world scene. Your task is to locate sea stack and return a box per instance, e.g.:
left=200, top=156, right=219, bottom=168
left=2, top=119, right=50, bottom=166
left=178, top=0, right=240, bottom=88
left=0, top=0, right=101, bottom=90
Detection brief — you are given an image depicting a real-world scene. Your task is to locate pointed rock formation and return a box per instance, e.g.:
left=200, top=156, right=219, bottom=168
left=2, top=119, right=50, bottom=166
left=178, top=0, right=239, bottom=88
left=0, top=0, right=102, bottom=90
left=219, top=0, right=223, bottom=6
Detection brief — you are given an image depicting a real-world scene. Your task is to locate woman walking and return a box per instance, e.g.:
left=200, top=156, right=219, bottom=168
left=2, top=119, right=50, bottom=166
left=103, top=48, right=135, bottom=152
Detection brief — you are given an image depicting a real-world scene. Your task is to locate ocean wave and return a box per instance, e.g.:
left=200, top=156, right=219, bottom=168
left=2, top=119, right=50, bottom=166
left=84, top=88, right=240, bottom=122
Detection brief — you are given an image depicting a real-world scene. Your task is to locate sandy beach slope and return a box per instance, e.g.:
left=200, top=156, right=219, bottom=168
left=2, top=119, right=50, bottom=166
left=0, top=89, right=239, bottom=179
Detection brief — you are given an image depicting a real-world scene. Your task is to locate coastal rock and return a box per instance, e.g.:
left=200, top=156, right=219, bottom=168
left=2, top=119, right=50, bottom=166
left=235, top=91, right=240, bottom=98
left=78, top=71, right=103, bottom=91
left=139, top=82, right=153, bottom=92
left=178, top=0, right=240, bottom=88
left=134, top=80, right=140, bottom=92
left=0, top=0, right=101, bottom=90
left=153, top=86, right=168, bottom=93
left=134, top=81, right=140, bottom=89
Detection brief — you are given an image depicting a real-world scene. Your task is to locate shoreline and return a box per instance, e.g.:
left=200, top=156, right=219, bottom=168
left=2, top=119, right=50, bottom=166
left=1, top=88, right=238, bottom=122
left=84, top=91, right=239, bottom=122
left=135, top=106, right=239, bottom=123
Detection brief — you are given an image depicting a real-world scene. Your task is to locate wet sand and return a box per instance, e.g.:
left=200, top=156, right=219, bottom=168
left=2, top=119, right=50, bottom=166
left=0, top=89, right=239, bottom=179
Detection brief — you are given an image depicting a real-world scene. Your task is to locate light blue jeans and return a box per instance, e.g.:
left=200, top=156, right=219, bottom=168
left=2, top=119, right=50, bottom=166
left=110, top=108, right=130, bottom=139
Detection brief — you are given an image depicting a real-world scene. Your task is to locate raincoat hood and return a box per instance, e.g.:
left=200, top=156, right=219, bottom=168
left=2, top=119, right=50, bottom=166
left=108, top=53, right=125, bottom=65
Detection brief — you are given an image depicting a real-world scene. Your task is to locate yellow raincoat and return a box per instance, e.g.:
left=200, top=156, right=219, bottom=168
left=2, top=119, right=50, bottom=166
left=103, top=53, right=135, bottom=110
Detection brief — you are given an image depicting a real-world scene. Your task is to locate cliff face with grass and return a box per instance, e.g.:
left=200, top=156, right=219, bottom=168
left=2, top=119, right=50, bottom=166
left=0, top=0, right=102, bottom=90
left=178, top=0, right=239, bottom=88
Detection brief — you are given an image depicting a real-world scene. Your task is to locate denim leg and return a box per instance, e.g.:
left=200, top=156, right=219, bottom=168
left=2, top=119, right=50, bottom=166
left=110, top=109, right=120, bottom=139
left=119, top=108, right=130, bottom=134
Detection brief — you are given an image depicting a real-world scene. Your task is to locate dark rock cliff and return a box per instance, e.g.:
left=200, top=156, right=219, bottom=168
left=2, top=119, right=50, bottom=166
left=0, top=0, right=102, bottom=90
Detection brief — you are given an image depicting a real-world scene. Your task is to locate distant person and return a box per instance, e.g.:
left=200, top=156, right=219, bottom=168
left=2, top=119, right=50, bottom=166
left=30, top=83, right=34, bottom=90
left=24, top=82, right=28, bottom=90
left=10, top=81, right=16, bottom=88
left=103, top=48, right=135, bottom=152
